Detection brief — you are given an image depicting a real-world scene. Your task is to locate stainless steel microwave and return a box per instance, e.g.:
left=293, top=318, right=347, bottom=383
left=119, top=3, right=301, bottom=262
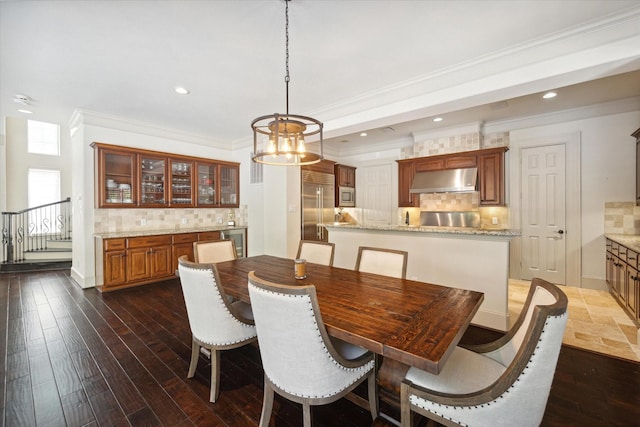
left=338, top=186, right=355, bottom=207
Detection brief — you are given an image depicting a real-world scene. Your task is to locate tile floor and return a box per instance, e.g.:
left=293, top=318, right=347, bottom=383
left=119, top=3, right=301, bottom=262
left=509, top=279, right=640, bottom=362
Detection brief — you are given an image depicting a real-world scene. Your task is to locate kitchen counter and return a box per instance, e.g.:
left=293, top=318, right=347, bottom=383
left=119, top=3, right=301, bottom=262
left=325, top=222, right=520, bottom=238
left=94, top=225, right=247, bottom=239
left=328, top=223, right=519, bottom=331
left=605, top=233, right=640, bottom=253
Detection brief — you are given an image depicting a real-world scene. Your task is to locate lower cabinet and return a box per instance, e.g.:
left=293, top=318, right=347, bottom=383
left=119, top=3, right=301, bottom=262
left=96, top=229, right=233, bottom=292
left=605, top=238, right=640, bottom=325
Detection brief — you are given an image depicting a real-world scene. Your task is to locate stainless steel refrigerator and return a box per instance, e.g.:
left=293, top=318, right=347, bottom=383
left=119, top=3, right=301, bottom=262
left=301, top=170, right=335, bottom=242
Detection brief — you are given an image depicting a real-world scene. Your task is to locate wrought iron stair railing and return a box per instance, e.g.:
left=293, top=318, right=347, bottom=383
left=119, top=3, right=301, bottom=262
left=1, top=197, right=72, bottom=265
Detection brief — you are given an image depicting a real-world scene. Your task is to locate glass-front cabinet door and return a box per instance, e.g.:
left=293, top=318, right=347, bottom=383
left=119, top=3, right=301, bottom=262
left=170, top=159, right=193, bottom=206
left=196, top=163, right=216, bottom=207
left=101, top=150, right=136, bottom=207
left=139, top=156, right=167, bottom=206
left=219, top=164, right=239, bottom=207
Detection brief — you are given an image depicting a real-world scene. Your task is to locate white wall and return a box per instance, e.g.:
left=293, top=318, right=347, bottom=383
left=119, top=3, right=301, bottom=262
left=508, top=109, right=640, bottom=288
left=5, top=117, right=72, bottom=210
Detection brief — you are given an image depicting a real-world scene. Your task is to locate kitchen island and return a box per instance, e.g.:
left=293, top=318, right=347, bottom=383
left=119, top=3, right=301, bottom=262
left=325, top=223, right=520, bottom=331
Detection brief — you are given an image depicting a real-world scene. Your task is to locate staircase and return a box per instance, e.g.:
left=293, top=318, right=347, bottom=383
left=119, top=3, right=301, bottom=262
left=1, top=198, right=72, bottom=273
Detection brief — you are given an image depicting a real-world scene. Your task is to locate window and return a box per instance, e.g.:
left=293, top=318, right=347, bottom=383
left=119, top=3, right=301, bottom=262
left=28, top=120, right=60, bottom=156
left=28, top=169, right=61, bottom=208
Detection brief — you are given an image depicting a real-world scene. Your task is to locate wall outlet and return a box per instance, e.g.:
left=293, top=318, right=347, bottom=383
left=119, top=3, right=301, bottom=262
left=217, top=217, right=223, bottom=224
left=181, top=218, right=187, bottom=224
left=492, top=217, right=498, bottom=225
left=140, top=218, right=147, bottom=226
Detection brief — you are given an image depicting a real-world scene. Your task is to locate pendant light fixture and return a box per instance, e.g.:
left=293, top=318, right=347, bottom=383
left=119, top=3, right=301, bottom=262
left=251, top=0, right=323, bottom=166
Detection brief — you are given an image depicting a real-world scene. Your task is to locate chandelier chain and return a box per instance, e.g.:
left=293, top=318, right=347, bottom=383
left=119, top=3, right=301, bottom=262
left=284, top=0, right=290, bottom=113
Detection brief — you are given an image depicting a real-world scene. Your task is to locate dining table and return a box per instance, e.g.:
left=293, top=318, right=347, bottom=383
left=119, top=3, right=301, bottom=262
left=215, top=255, right=484, bottom=407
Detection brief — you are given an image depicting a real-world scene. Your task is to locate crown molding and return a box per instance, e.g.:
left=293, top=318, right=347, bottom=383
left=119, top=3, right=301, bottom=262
left=68, top=109, right=231, bottom=150
left=484, top=96, right=640, bottom=134
left=317, top=6, right=640, bottom=138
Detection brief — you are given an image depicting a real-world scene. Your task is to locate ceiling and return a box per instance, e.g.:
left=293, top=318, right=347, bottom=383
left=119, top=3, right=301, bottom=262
left=1, top=1, right=640, bottom=157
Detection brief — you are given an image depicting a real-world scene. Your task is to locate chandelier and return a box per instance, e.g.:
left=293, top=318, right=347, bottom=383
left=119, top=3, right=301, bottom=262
left=251, top=0, right=323, bottom=166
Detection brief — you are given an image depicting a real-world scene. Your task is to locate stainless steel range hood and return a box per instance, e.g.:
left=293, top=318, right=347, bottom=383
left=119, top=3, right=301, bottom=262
left=409, top=167, right=478, bottom=194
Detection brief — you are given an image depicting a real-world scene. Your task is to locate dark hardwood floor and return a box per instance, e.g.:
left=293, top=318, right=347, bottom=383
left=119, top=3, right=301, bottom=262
left=1, top=270, right=639, bottom=427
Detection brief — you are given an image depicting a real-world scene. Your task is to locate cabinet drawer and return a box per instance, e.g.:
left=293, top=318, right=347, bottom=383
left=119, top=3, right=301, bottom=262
left=618, top=245, right=628, bottom=262
left=173, top=233, right=198, bottom=244
left=104, top=238, right=126, bottom=251
left=198, top=231, right=221, bottom=241
left=611, top=242, right=619, bottom=255
left=127, top=235, right=172, bottom=249
left=627, top=249, right=639, bottom=270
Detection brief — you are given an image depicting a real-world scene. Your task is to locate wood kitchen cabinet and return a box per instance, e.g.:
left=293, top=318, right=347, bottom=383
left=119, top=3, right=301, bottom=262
left=170, top=231, right=222, bottom=272
left=92, top=142, right=240, bottom=208
left=605, top=238, right=640, bottom=325
left=194, top=161, right=239, bottom=207
left=301, top=159, right=336, bottom=175
left=397, top=147, right=507, bottom=207
left=97, top=234, right=172, bottom=291
left=478, top=149, right=506, bottom=206
left=335, top=164, right=356, bottom=187
left=96, top=229, right=237, bottom=292
left=94, top=146, right=137, bottom=207
left=170, top=159, right=194, bottom=206
left=398, top=159, right=419, bottom=207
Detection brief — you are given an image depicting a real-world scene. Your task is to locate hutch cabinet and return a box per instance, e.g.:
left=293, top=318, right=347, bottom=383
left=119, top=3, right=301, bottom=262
left=92, top=142, right=240, bottom=208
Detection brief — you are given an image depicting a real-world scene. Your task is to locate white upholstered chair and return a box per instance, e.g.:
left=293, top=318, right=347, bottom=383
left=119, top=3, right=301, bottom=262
left=247, top=271, right=378, bottom=427
left=177, top=256, right=256, bottom=402
left=193, top=239, right=237, bottom=263
left=355, top=246, right=408, bottom=279
left=400, top=278, right=568, bottom=427
left=296, top=240, right=335, bottom=266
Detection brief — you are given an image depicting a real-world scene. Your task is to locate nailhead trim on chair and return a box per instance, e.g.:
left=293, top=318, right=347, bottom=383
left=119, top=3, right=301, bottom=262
left=254, top=285, right=374, bottom=399
left=409, top=312, right=567, bottom=426
left=185, top=266, right=255, bottom=346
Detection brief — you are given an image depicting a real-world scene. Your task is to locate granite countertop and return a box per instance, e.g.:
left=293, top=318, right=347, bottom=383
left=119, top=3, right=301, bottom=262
left=95, top=225, right=247, bottom=239
left=324, top=222, right=521, bottom=237
left=605, top=233, right=640, bottom=253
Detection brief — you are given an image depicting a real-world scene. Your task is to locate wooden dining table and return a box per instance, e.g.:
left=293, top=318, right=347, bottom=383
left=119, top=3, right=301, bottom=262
left=215, top=255, right=484, bottom=405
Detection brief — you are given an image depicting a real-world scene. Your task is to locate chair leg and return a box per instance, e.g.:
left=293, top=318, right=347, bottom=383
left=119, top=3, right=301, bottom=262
left=188, top=338, right=199, bottom=378
left=259, top=378, right=275, bottom=427
left=367, top=370, right=379, bottom=420
left=302, top=402, right=312, bottom=427
left=400, top=382, right=413, bottom=427
left=210, top=349, right=221, bottom=403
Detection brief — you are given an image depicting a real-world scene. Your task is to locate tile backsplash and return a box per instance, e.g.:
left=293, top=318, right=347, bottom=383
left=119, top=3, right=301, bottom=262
left=94, top=206, right=247, bottom=234
left=604, top=202, right=640, bottom=235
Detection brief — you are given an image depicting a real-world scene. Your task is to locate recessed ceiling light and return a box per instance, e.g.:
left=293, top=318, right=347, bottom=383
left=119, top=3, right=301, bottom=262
left=18, top=109, right=33, bottom=114
left=543, top=91, right=557, bottom=99
left=360, top=132, right=367, bottom=137
left=433, top=117, right=443, bottom=122
left=174, top=86, right=190, bottom=95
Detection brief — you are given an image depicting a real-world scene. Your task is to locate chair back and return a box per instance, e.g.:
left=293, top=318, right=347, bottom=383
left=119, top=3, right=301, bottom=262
left=355, top=246, right=408, bottom=279
left=193, top=239, right=237, bottom=263
left=248, top=271, right=374, bottom=399
left=296, top=240, right=335, bottom=266
left=405, top=278, right=568, bottom=427
left=177, top=256, right=255, bottom=346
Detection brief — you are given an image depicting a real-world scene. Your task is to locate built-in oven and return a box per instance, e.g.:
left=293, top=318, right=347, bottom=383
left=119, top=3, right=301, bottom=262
left=338, top=186, right=356, bottom=207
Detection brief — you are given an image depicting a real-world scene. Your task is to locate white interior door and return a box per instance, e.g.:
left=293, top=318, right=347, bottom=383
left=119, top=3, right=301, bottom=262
left=521, top=144, right=566, bottom=284
left=362, top=164, right=392, bottom=225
